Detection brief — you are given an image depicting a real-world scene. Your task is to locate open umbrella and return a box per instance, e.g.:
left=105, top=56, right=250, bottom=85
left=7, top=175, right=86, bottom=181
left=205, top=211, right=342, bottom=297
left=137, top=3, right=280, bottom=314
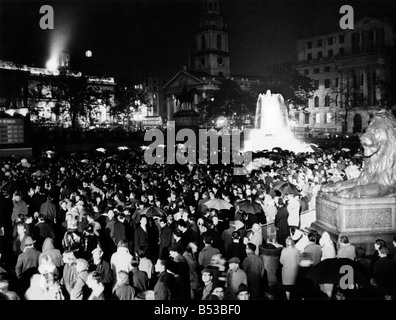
left=276, top=168, right=289, bottom=175
left=56, top=177, right=69, bottom=188
left=204, top=199, right=233, bottom=211
left=140, top=206, right=167, bottom=218
left=305, top=258, right=370, bottom=288
left=32, top=170, right=49, bottom=177
left=272, top=181, right=300, bottom=196
left=236, top=200, right=263, bottom=214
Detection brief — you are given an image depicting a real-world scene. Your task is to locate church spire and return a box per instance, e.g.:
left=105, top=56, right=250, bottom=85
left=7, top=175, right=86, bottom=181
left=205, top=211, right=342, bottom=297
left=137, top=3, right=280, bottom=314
left=195, top=0, right=230, bottom=77
left=203, top=0, right=220, bottom=15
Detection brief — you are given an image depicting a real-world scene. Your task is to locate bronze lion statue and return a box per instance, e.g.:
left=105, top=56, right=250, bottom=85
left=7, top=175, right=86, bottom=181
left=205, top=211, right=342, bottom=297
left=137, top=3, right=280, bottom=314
left=321, top=110, right=396, bottom=198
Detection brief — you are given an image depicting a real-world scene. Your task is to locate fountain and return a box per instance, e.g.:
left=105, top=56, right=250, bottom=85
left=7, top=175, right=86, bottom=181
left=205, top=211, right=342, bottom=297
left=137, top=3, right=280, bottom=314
left=243, top=90, right=313, bottom=153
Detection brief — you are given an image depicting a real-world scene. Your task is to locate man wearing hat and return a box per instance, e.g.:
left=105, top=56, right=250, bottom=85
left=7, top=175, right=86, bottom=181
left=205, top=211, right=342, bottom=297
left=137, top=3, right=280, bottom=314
left=237, top=283, right=250, bottom=300
left=198, top=268, right=214, bottom=300
left=15, top=236, right=41, bottom=292
left=225, top=257, right=247, bottom=300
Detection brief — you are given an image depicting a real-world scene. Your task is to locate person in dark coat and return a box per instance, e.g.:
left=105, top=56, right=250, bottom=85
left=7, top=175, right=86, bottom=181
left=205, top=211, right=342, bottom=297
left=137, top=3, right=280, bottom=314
left=134, top=215, right=150, bottom=256
left=275, top=198, right=289, bottom=247
left=158, top=217, right=173, bottom=259
left=130, top=258, right=149, bottom=295
left=113, top=213, right=127, bottom=246
left=198, top=235, right=220, bottom=271
left=372, top=247, right=396, bottom=299
left=177, top=220, right=195, bottom=252
left=15, top=236, right=41, bottom=293
left=226, top=231, right=247, bottom=262
left=169, top=243, right=191, bottom=300
left=80, top=225, right=99, bottom=261
left=90, top=247, right=112, bottom=299
left=32, top=214, right=55, bottom=250
left=153, top=259, right=176, bottom=300
left=39, top=195, right=57, bottom=225
left=200, top=219, right=225, bottom=254
left=242, top=242, right=264, bottom=300
left=12, top=222, right=28, bottom=258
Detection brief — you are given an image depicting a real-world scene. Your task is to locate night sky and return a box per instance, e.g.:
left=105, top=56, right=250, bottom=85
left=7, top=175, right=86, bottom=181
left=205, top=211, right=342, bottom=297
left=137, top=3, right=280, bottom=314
left=1, top=0, right=396, bottom=83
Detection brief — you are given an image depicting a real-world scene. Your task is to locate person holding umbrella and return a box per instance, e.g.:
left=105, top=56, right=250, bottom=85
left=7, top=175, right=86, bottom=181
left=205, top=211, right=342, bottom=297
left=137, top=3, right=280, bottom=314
left=274, top=198, right=289, bottom=247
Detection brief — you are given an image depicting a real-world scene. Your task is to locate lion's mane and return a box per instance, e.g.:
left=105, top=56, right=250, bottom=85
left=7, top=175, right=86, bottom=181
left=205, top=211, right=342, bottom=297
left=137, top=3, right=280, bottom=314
left=356, top=111, right=396, bottom=189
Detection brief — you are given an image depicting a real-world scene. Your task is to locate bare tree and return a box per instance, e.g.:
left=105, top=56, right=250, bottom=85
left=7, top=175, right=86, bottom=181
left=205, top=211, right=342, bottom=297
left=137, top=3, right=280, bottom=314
left=329, top=74, right=361, bottom=134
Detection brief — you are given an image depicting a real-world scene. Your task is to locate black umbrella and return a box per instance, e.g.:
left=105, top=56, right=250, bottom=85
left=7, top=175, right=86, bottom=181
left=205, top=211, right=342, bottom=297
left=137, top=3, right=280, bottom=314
left=305, top=258, right=370, bottom=287
left=272, top=181, right=300, bottom=196
left=140, top=205, right=167, bottom=218
left=236, top=200, right=263, bottom=214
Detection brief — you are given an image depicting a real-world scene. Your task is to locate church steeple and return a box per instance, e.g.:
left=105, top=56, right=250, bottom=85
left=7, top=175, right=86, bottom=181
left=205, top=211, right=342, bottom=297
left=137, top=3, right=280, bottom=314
left=194, top=0, right=230, bottom=77
left=204, top=0, right=220, bottom=15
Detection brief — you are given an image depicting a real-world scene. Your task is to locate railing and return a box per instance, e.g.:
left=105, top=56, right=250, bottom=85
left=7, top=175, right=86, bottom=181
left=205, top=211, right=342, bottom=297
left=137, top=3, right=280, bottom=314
left=248, top=208, right=317, bottom=244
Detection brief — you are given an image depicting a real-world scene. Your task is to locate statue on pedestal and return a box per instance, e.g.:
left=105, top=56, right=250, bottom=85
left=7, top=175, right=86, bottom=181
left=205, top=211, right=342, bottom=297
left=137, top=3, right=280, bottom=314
left=321, top=110, right=396, bottom=198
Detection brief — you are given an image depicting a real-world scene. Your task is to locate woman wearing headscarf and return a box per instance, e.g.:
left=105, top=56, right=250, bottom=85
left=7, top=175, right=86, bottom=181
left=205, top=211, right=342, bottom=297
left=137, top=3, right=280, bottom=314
left=319, top=231, right=336, bottom=261
left=248, top=223, right=263, bottom=255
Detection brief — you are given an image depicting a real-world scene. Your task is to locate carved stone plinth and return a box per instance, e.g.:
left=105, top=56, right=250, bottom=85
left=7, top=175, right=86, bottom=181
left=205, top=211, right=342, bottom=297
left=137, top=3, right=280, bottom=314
left=312, top=192, right=396, bottom=255
left=172, top=110, right=199, bottom=130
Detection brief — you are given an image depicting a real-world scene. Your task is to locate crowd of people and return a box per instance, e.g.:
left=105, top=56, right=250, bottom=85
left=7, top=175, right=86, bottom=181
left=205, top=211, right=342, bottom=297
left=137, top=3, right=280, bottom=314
left=0, top=144, right=396, bottom=300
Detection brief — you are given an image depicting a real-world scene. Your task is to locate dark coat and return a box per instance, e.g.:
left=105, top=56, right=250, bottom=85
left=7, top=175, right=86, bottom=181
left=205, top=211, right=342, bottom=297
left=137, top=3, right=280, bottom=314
left=153, top=271, right=176, bottom=300
left=173, top=254, right=191, bottom=300
left=275, top=206, right=289, bottom=247
left=159, top=225, right=173, bottom=259
left=39, top=200, right=57, bottom=223
left=131, top=267, right=149, bottom=294
left=226, top=242, right=247, bottom=262
left=134, top=226, right=149, bottom=254
left=242, top=253, right=264, bottom=300
left=113, top=220, right=127, bottom=245
left=15, top=247, right=41, bottom=279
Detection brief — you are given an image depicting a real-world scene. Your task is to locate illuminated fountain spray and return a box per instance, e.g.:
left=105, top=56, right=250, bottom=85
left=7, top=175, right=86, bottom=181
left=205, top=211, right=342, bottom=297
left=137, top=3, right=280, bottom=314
left=243, top=90, right=314, bottom=153
left=46, top=23, right=72, bottom=71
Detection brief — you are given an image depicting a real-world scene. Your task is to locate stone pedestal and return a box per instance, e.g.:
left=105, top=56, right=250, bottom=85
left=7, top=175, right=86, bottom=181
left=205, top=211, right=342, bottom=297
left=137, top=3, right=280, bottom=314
left=312, top=192, right=396, bottom=255
left=172, top=110, right=199, bottom=132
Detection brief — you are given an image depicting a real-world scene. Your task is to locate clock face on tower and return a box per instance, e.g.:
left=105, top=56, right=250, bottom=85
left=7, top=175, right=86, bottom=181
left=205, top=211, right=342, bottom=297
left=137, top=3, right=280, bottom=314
left=217, top=56, right=224, bottom=66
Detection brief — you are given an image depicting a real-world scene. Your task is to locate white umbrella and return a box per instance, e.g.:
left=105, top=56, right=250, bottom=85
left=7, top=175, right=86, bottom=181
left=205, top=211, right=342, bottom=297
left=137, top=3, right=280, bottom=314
left=96, top=148, right=106, bottom=153
left=117, top=146, right=129, bottom=151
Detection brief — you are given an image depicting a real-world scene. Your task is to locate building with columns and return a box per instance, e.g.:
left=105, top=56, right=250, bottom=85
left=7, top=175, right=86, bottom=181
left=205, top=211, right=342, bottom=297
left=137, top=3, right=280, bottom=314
left=294, top=17, right=396, bottom=136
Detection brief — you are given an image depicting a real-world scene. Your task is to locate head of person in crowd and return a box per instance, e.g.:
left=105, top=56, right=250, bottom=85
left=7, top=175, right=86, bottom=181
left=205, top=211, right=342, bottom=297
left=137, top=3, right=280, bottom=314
left=210, top=286, right=225, bottom=300
left=75, top=258, right=89, bottom=274
left=154, top=258, right=168, bottom=274
left=62, top=250, right=77, bottom=265
left=173, top=228, right=183, bottom=243
left=227, top=257, right=240, bottom=271
left=201, top=268, right=213, bottom=286
left=237, top=283, right=250, bottom=300
left=285, top=236, right=295, bottom=248
left=374, top=239, right=386, bottom=252
left=246, top=242, right=257, bottom=255
left=169, top=243, right=183, bottom=260
left=92, top=247, right=104, bottom=265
